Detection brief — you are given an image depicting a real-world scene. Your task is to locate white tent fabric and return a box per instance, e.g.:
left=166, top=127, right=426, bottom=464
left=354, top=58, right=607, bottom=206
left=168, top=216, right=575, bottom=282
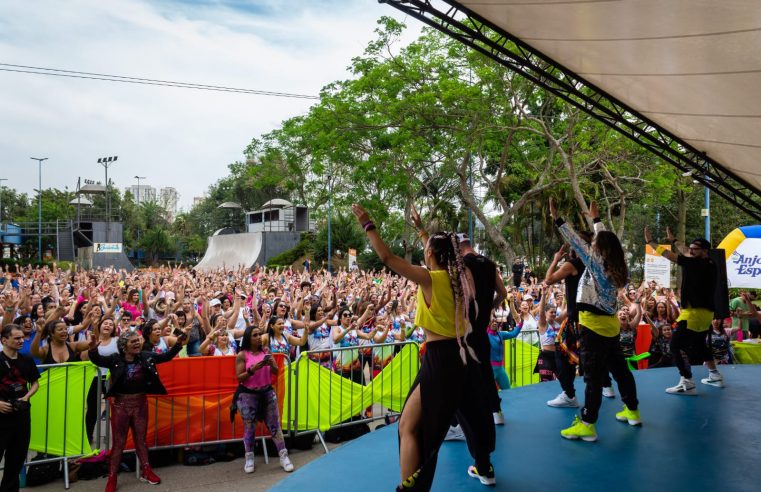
left=458, top=0, right=761, bottom=193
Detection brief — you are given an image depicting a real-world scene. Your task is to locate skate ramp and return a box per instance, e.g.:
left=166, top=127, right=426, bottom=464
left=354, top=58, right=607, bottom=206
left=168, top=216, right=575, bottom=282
left=194, top=232, right=262, bottom=272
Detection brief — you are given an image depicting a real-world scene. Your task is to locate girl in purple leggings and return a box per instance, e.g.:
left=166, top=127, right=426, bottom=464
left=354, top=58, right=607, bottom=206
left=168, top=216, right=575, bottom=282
left=233, top=325, right=294, bottom=474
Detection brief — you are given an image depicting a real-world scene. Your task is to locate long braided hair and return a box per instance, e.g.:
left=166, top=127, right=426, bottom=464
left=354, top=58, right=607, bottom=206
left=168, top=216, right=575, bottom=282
left=427, top=232, right=478, bottom=364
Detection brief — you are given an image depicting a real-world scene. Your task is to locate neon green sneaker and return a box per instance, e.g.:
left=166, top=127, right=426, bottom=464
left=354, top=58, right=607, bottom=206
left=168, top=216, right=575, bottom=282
left=615, top=405, right=642, bottom=426
left=560, top=416, right=597, bottom=442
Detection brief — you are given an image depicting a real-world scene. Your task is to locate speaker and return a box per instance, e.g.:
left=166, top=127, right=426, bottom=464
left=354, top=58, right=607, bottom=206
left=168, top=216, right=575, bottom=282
left=709, top=248, right=729, bottom=319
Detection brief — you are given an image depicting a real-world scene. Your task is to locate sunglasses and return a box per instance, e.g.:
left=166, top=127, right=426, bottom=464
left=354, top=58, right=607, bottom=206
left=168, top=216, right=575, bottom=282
left=278, top=304, right=288, bottom=308
left=341, top=313, right=352, bottom=318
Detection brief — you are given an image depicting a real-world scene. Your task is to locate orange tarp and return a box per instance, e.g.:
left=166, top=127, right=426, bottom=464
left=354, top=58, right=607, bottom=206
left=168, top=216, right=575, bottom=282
left=124, top=353, right=287, bottom=450
left=636, top=323, right=653, bottom=370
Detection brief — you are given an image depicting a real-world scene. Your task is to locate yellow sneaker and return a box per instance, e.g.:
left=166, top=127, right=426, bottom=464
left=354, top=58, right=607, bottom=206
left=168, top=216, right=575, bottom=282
left=560, top=416, right=597, bottom=442
left=615, top=405, right=642, bottom=426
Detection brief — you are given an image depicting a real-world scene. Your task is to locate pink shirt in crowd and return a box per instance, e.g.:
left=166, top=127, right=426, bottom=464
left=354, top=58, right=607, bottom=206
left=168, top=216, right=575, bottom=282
left=242, top=351, right=273, bottom=389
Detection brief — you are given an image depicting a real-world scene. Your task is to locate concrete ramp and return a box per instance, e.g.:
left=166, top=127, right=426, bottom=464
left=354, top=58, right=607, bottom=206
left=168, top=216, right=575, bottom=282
left=194, top=232, right=263, bottom=272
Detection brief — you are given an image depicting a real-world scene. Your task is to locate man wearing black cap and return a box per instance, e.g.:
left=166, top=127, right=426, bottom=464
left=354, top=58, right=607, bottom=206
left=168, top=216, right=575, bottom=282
left=644, top=227, right=724, bottom=395
left=456, top=233, right=508, bottom=424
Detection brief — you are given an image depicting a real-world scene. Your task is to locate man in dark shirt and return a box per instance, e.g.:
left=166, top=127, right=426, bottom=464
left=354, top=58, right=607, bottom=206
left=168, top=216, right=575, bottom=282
left=645, top=227, right=723, bottom=394
left=453, top=233, right=507, bottom=485
left=458, top=234, right=508, bottom=423
left=1, top=324, right=40, bottom=492
left=511, top=259, right=524, bottom=288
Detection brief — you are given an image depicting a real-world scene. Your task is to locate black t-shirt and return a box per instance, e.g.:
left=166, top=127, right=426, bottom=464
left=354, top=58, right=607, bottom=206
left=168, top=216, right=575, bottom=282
left=677, top=254, right=717, bottom=311
left=464, top=253, right=497, bottom=350
left=564, top=257, right=585, bottom=324
left=511, top=262, right=524, bottom=286
left=0, top=352, right=39, bottom=421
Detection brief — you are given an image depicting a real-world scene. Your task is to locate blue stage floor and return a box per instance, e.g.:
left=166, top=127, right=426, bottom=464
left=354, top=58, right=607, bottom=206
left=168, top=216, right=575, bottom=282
left=272, top=365, right=761, bottom=492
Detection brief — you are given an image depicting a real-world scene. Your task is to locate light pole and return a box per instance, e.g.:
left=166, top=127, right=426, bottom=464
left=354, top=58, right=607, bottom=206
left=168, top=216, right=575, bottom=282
left=134, top=176, right=146, bottom=205
left=703, top=181, right=711, bottom=243
left=30, top=158, right=48, bottom=261
left=134, top=176, right=146, bottom=263
left=327, top=171, right=332, bottom=274
left=98, top=156, right=118, bottom=240
left=0, top=178, right=7, bottom=228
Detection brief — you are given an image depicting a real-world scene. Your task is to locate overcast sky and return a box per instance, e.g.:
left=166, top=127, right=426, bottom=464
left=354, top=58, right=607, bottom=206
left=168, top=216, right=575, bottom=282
left=0, top=0, right=420, bottom=211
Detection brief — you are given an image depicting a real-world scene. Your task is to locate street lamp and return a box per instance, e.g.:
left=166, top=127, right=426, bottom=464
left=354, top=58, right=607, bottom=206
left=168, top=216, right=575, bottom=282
left=0, top=178, right=7, bottom=228
left=327, top=170, right=332, bottom=274
left=30, top=158, right=48, bottom=261
left=134, top=176, right=146, bottom=205
left=682, top=169, right=710, bottom=242
left=98, top=156, right=118, bottom=240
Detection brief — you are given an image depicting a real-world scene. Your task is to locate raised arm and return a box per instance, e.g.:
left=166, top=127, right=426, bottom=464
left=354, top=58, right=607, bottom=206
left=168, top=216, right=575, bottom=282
left=544, top=245, right=579, bottom=286
left=493, top=269, right=507, bottom=310
left=644, top=226, right=679, bottom=264
left=537, top=285, right=548, bottom=334
left=352, top=204, right=431, bottom=290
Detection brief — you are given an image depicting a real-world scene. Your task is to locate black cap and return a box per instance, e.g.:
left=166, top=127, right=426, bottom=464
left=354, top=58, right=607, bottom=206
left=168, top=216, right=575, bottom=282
left=690, top=238, right=711, bottom=250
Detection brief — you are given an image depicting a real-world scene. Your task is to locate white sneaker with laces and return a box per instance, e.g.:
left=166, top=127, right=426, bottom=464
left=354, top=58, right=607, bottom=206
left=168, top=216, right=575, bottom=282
left=493, top=411, right=505, bottom=425
left=547, top=391, right=579, bottom=408
left=244, top=452, right=255, bottom=473
left=666, top=376, right=697, bottom=395
left=602, top=386, right=616, bottom=398
left=445, top=424, right=466, bottom=441
left=701, top=371, right=725, bottom=388
left=279, top=449, right=294, bottom=472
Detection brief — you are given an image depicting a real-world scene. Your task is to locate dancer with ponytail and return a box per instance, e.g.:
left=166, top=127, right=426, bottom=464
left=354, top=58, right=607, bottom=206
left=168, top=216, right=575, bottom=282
left=352, top=204, right=495, bottom=491
left=550, top=199, right=641, bottom=442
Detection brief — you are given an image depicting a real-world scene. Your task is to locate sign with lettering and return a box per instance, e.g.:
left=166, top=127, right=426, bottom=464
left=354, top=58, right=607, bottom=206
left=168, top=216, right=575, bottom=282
left=727, top=240, right=761, bottom=287
left=644, top=244, right=672, bottom=287
left=94, top=243, right=122, bottom=253
left=718, top=226, right=761, bottom=288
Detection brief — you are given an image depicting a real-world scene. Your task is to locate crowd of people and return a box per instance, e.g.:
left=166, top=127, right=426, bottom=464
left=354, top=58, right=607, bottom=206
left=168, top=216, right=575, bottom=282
left=1, top=198, right=759, bottom=492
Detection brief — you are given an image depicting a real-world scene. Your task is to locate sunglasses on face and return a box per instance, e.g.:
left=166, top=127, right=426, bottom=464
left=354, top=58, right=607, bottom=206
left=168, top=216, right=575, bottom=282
left=341, top=313, right=352, bottom=318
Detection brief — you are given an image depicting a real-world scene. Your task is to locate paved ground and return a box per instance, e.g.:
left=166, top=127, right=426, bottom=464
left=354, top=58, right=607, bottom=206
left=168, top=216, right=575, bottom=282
left=18, top=441, right=340, bottom=492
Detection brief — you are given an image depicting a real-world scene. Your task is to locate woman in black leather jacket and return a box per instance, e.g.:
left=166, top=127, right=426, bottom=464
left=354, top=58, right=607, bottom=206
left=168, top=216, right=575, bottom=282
left=88, top=326, right=189, bottom=492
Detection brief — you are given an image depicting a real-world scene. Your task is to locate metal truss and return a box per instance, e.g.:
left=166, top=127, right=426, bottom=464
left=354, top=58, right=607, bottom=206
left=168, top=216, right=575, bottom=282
left=380, top=0, right=761, bottom=221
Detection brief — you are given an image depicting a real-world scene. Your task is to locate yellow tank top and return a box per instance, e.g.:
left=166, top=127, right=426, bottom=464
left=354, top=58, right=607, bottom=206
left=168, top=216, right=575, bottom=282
left=414, top=270, right=464, bottom=338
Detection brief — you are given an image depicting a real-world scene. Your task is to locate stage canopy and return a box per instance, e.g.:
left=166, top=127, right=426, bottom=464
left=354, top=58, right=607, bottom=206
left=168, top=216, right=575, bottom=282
left=382, top=0, right=761, bottom=221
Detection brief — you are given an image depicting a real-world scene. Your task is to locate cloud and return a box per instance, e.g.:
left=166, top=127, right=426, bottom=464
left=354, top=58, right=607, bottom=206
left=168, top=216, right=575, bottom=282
left=0, top=0, right=420, bottom=210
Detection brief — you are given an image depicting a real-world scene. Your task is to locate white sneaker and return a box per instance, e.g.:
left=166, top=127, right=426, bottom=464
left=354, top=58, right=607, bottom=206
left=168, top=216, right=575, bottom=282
left=547, top=391, right=580, bottom=408
left=701, top=371, right=725, bottom=388
left=666, top=377, right=697, bottom=395
left=493, top=411, right=505, bottom=425
left=602, top=386, right=616, bottom=398
left=444, top=424, right=466, bottom=441
left=279, top=449, right=294, bottom=472
left=244, top=452, right=255, bottom=473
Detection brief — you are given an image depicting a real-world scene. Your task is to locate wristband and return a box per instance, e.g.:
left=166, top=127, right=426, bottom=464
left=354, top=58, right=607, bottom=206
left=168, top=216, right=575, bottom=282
left=655, top=245, right=667, bottom=255
left=364, top=223, right=376, bottom=232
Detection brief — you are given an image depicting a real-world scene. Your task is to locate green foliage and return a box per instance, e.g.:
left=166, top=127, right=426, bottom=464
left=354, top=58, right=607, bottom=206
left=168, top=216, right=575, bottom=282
left=266, top=233, right=316, bottom=267
left=139, top=228, right=175, bottom=265
left=358, top=243, right=424, bottom=272
left=311, top=212, right=366, bottom=263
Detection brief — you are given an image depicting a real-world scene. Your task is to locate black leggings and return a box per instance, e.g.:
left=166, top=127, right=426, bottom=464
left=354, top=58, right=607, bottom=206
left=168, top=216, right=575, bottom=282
left=400, top=339, right=493, bottom=492
left=671, top=321, right=713, bottom=379
left=553, top=349, right=578, bottom=399
left=0, top=413, right=31, bottom=492
left=85, top=376, right=107, bottom=444
left=578, top=326, right=638, bottom=424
